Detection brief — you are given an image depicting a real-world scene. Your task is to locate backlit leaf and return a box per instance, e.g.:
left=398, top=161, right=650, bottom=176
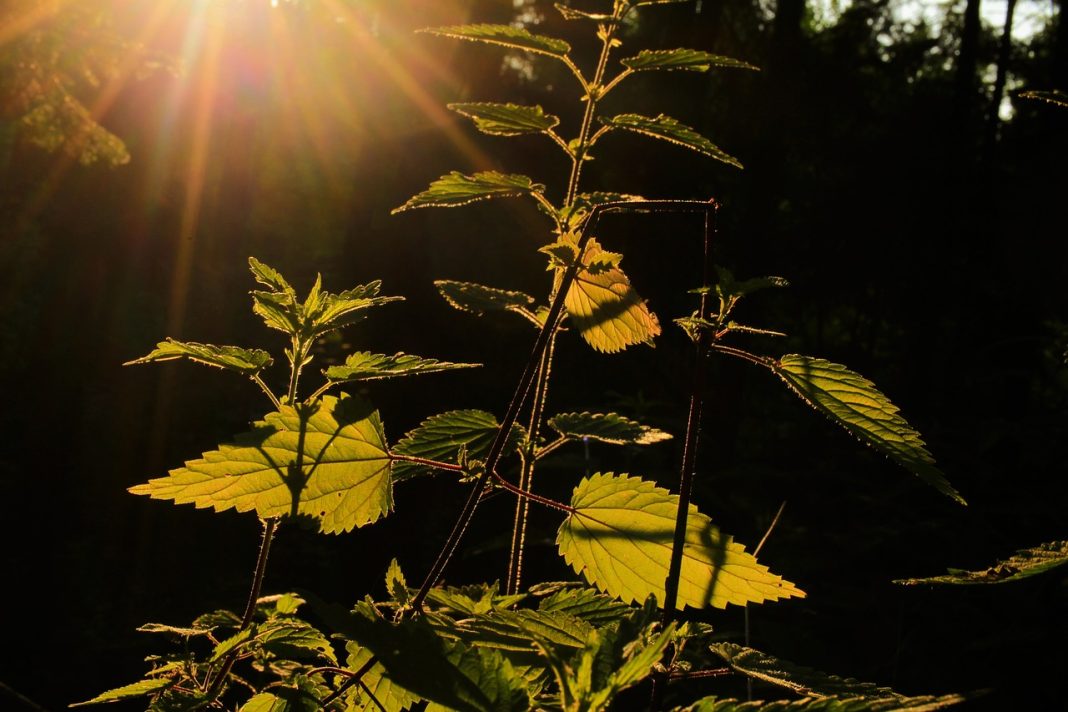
left=710, top=643, right=899, bottom=699
left=449, top=102, right=560, bottom=136
left=71, top=678, right=173, bottom=707
left=249, top=257, right=296, bottom=295
left=555, top=3, right=615, bottom=21
left=125, top=338, right=272, bottom=376
left=129, top=394, right=392, bottom=534
left=1019, top=90, right=1068, bottom=108
left=536, top=586, right=633, bottom=627
left=136, top=622, right=214, bottom=637
left=326, top=351, right=479, bottom=384
left=681, top=695, right=967, bottom=711
left=599, top=113, right=742, bottom=168
left=386, top=558, right=411, bottom=606
left=256, top=618, right=337, bottom=664
left=421, top=24, right=570, bottom=60
left=562, top=238, right=661, bottom=353
left=345, top=643, right=422, bottom=711
left=391, top=410, right=525, bottom=482
left=560, top=192, right=645, bottom=230
left=548, top=412, right=672, bottom=445
left=621, top=48, right=758, bottom=72
left=771, top=356, right=964, bottom=505
left=894, top=540, right=1068, bottom=585
left=435, top=280, right=537, bottom=318
left=394, top=171, right=545, bottom=213
left=557, top=474, right=805, bottom=609
left=303, top=281, right=403, bottom=337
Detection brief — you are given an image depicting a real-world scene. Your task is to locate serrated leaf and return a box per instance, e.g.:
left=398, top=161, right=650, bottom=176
left=770, top=356, right=964, bottom=505
left=599, top=113, right=742, bottom=168
left=325, top=351, right=479, bottom=384
left=449, top=102, right=560, bottom=136
left=125, top=339, right=273, bottom=376
left=386, top=558, right=411, bottom=606
left=435, top=280, right=537, bottom=318
left=557, top=474, right=805, bottom=610
left=240, top=687, right=319, bottom=712
left=211, top=627, right=253, bottom=662
left=425, top=583, right=527, bottom=616
left=421, top=24, right=570, bottom=60
left=555, top=3, right=615, bottom=21
left=256, top=618, right=338, bottom=663
left=262, top=592, right=305, bottom=615
left=392, top=410, right=525, bottom=482
left=536, top=586, right=633, bottom=627
left=340, top=608, right=530, bottom=712
left=253, top=289, right=303, bottom=335
left=129, top=394, right=392, bottom=534
left=560, top=192, right=645, bottom=230
left=621, top=48, right=759, bottom=72
left=71, top=678, right=174, bottom=707
left=345, top=643, right=422, bottom=711
left=548, top=412, right=672, bottom=446
left=681, top=695, right=967, bottom=711
left=394, top=171, right=544, bottom=213
left=710, top=643, right=899, bottom=699
left=137, top=622, right=214, bottom=637
left=1019, top=89, right=1068, bottom=107
left=563, top=238, right=661, bottom=353
left=249, top=257, right=296, bottom=295
left=304, top=282, right=403, bottom=337
left=895, top=540, right=1068, bottom=585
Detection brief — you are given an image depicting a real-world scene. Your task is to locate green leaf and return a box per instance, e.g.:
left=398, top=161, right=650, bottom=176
left=252, top=289, right=302, bottom=336
left=770, top=356, right=965, bottom=505
left=560, top=192, right=645, bottom=230
left=125, top=338, right=273, bottom=376
left=555, top=3, right=615, bottom=21
left=345, top=643, right=422, bottom=711
left=136, top=622, right=214, bottom=637
left=557, top=473, right=805, bottom=609
left=302, top=281, right=403, bottom=337
left=240, top=685, right=320, bottom=712
left=425, top=583, right=528, bottom=616
left=71, top=678, right=173, bottom=707
left=536, top=586, right=633, bottom=627
left=599, top=113, right=742, bottom=168
left=449, top=102, right=560, bottom=136
left=548, top=412, right=672, bottom=446
left=420, top=24, right=570, bottom=60
left=264, top=592, right=306, bottom=615
left=710, top=643, right=900, bottom=699
left=394, top=171, right=545, bottom=213
left=256, top=618, right=338, bottom=664
left=681, top=695, right=967, bottom=711
left=894, top=540, right=1068, bottom=585
left=129, top=394, right=392, bottom=534
left=391, top=410, right=525, bottom=482
left=386, top=558, right=411, bottom=606
left=621, top=48, right=759, bottom=72
left=562, top=238, right=661, bottom=353
left=325, top=351, right=479, bottom=384
left=435, top=280, right=537, bottom=319
left=249, top=257, right=296, bottom=295
left=211, top=627, right=253, bottom=662
left=340, top=607, right=530, bottom=712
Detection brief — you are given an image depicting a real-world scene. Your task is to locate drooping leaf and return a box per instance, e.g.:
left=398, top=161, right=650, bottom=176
left=125, top=339, right=273, bottom=376
left=894, top=540, right=1068, bottom=585
left=71, top=678, right=173, bottom=707
left=256, top=618, right=337, bottom=664
left=561, top=238, right=661, bottom=353
left=420, top=24, right=571, bottom=60
left=435, top=280, right=538, bottom=319
left=394, top=171, right=545, bottom=213
left=557, top=473, right=805, bottom=609
left=621, top=48, right=758, bottom=73
left=129, top=394, right=392, bottom=534
left=536, top=586, right=633, bottom=627
left=681, top=695, right=967, bottom=711
left=449, top=102, right=560, bottom=136
left=710, top=643, right=899, bottom=699
left=325, top=351, right=479, bottom=384
left=548, top=412, right=672, bottom=446
left=340, top=606, right=531, bottom=712
left=599, top=113, right=742, bottom=168
left=391, top=410, right=525, bottom=482
left=770, top=356, right=964, bottom=505
left=345, top=643, right=422, bottom=711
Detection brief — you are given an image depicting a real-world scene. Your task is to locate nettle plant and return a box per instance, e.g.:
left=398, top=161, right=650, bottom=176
left=80, top=2, right=973, bottom=711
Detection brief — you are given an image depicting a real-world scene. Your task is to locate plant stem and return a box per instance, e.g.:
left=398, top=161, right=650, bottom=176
left=206, top=517, right=278, bottom=700
left=652, top=206, right=717, bottom=709
left=389, top=453, right=466, bottom=472
left=252, top=374, right=281, bottom=409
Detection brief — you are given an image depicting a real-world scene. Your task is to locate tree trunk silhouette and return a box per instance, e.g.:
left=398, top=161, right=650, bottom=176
left=985, top=0, right=1017, bottom=150
left=954, top=0, right=983, bottom=127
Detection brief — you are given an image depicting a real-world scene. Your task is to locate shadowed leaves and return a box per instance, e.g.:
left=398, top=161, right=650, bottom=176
left=620, top=49, right=759, bottom=73
left=391, top=410, right=526, bottom=481
left=895, top=540, right=1068, bottom=585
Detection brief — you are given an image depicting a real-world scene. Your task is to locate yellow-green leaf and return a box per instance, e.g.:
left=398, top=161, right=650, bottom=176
left=124, top=338, right=272, bottom=376
left=420, top=24, right=570, bottom=60
left=557, top=474, right=805, bottom=610
left=894, top=540, right=1068, bottom=585
left=71, top=678, right=173, bottom=707
left=394, top=171, right=545, bottom=213
left=562, top=238, right=661, bottom=353
left=449, top=102, right=560, bottom=136
left=621, top=48, right=759, bottom=73
left=682, top=694, right=967, bottom=711
left=129, top=394, right=392, bottom=534
left=548, top=412, right=672, bottom=445
left=325, top=351, right=479, bottom=384
left=771, top=355, right=965, bottom=505
left=599, top=113, right=742, bottom=168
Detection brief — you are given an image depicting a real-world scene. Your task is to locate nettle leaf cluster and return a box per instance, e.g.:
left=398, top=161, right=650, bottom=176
left=85, top=2, right=976, bottom=710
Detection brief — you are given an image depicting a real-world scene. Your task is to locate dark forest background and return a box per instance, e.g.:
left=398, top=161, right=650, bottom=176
left=1, top=0, right=1066, bottom=709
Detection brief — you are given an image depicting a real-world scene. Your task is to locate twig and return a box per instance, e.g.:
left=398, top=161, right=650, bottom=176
left=746, top=501, right=787, bottom=701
